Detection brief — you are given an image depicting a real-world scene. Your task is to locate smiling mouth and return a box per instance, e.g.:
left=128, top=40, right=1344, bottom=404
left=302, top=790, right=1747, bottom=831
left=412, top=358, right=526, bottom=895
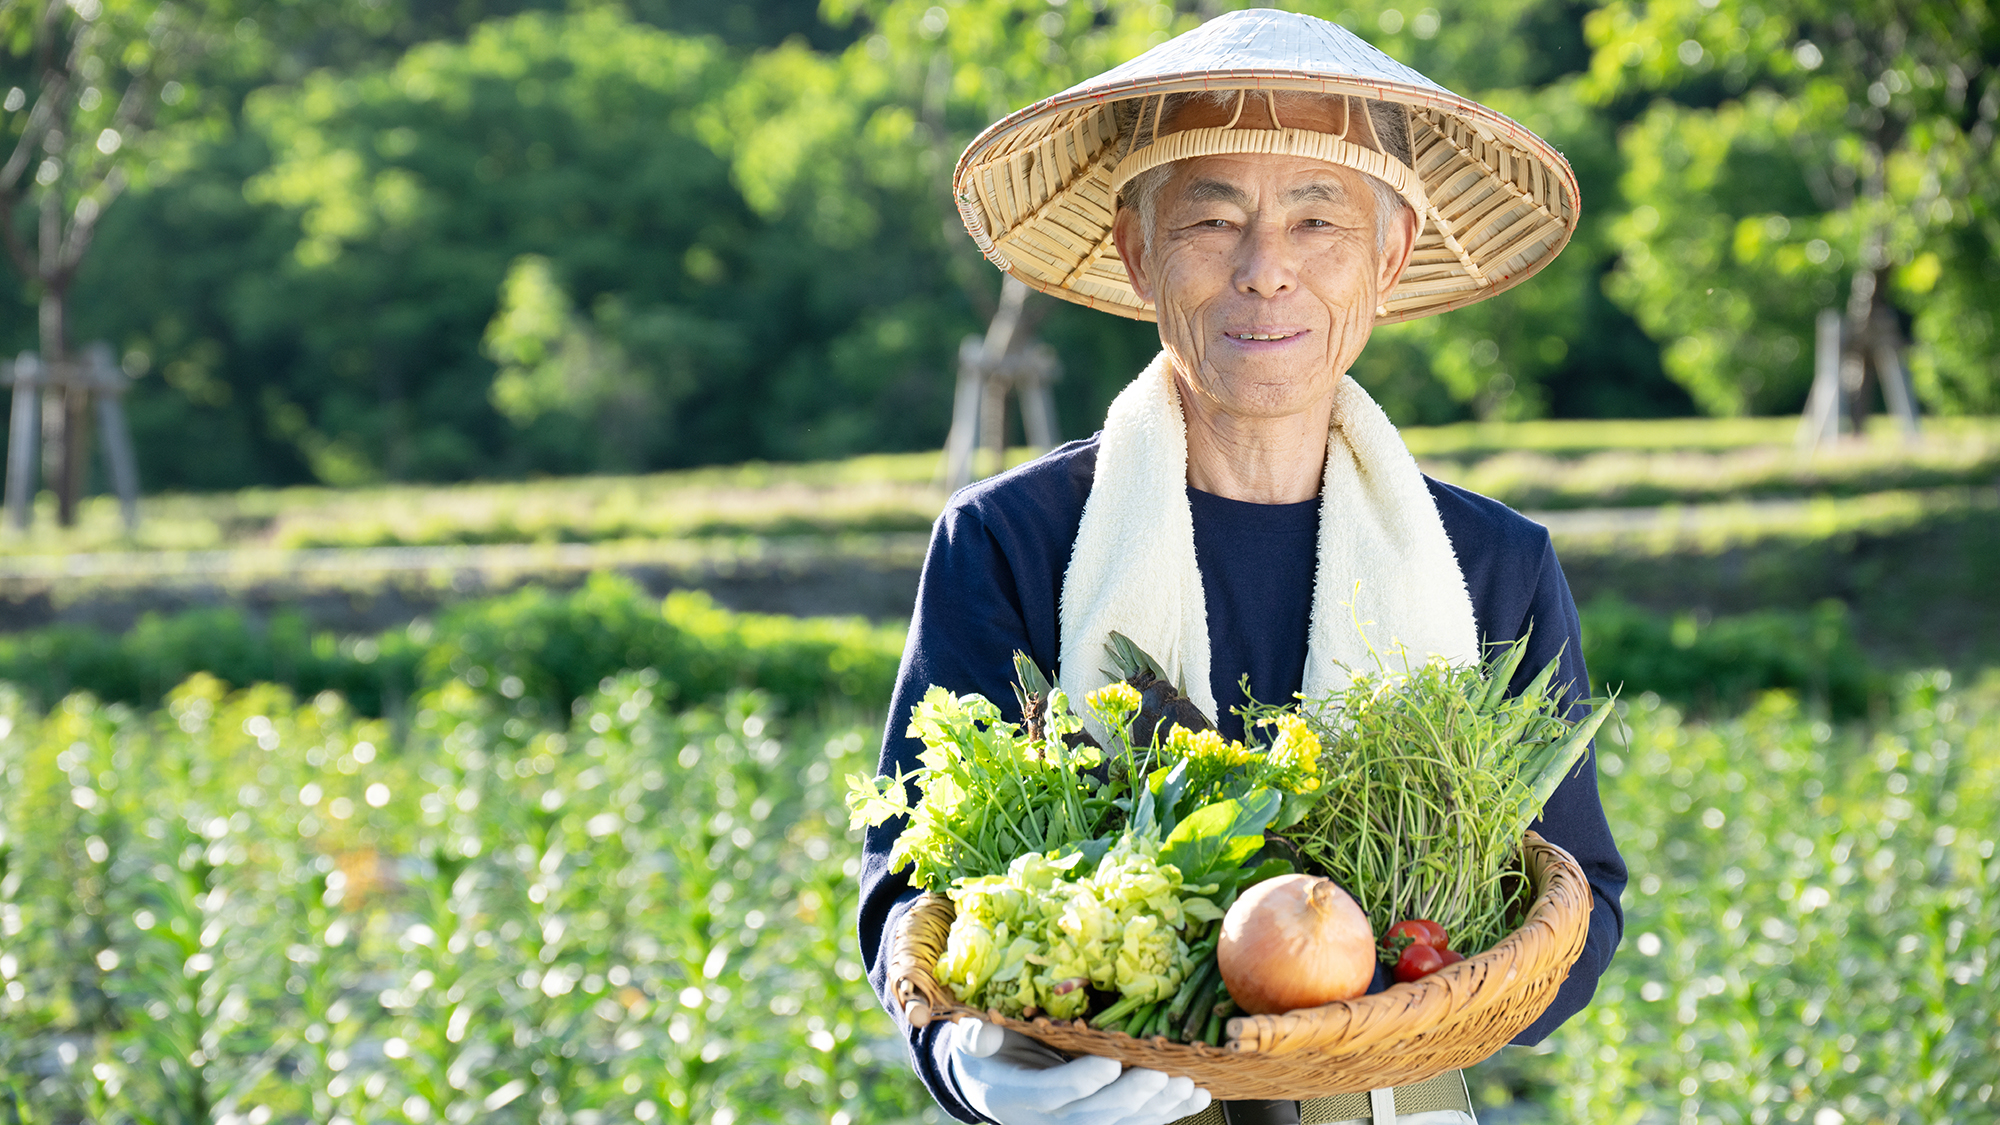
left=1227, top=331, right=1304, bottom=341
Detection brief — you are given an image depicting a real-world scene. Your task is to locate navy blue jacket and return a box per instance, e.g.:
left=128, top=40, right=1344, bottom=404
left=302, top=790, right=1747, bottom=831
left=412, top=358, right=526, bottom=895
left=859, top=437, right=1626, bottom=1121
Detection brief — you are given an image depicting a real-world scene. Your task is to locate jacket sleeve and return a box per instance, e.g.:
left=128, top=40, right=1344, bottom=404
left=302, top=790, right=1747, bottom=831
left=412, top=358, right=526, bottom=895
left=1507, top=534, right=1628, bottom=1044
left=857, top=503, right=1048, bottom=1122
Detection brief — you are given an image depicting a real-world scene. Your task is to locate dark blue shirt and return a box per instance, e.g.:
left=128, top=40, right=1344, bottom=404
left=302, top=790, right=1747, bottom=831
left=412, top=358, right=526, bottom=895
left=1189, top=486, right=1319, bottom=738
left=859, top=437, right=1627, bottom=1121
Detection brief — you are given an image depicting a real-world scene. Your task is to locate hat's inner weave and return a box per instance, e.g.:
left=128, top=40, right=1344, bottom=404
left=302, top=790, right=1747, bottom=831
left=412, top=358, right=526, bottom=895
left=956, top=85, right=1573, bottom=322
left=1106, top=90, right=1432, bottom=231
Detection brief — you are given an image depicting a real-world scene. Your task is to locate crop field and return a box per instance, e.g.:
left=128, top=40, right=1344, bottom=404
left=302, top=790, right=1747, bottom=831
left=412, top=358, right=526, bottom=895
left=0, top=418, right=1994, bottom=1123
left=1510, top=676, right=1998, bottom=1124
left=0, top=615, right=1992, bottom=1124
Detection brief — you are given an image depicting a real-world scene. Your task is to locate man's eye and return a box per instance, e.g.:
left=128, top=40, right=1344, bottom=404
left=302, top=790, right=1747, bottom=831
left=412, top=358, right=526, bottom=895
left=1300, top=218, right=1333, bottom=228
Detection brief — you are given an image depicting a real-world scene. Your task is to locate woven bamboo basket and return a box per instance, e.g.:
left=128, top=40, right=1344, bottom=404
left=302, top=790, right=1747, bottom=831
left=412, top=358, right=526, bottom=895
left=888, top=831, right=1589, bottom=1099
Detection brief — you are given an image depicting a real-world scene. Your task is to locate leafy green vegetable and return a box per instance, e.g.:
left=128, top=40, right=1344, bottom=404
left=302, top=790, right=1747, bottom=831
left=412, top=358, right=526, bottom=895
left=845, top=684, right=1113, bottom=891
left=861, top=647, right=1332, bottom=1033
left=1158, top=790, right=1280, bottom=885
left=1274, top=635, right=1617, bottom=956
left=935, top=831, right=1219, bottom=1021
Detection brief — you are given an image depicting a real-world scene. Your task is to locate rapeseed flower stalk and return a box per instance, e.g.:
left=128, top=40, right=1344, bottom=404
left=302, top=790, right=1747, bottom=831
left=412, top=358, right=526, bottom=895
left=846, top=686, right=1116, bottom=890
left=1151, top=715, right=1322, bottom=809
left=1086, top=681, right=1142, bottom=729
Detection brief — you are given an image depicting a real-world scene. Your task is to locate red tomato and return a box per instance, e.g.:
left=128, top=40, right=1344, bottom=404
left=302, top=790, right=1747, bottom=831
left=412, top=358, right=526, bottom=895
left=1385, top=920, right=1429, bottom=946
left=1394, top=943, right=1446, bottom=983
left=1436, top=949, right=1465, bottom=967
left=1386, top=919, right=1450, bottom=949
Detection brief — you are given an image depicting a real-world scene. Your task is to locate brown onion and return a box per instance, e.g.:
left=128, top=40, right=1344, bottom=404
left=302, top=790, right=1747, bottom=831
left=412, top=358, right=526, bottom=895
left=1217, top=873, right=1375, bottom=1014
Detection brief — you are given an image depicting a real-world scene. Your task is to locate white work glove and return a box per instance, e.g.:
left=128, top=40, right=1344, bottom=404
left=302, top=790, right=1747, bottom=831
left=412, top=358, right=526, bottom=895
left=943, top=1018, right=1213, bottom=1125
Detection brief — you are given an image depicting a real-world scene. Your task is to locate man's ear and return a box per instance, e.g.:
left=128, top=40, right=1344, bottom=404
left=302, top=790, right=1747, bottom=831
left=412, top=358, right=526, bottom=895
left=1377, top=200, right=1419, bottom=295
left=1111, top=206, right=1153, bottom=305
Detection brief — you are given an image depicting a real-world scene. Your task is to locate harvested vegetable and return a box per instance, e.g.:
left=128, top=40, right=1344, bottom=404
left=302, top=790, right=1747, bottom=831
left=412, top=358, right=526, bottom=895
left=861, top=646, right=1321, bottom=1036
left=1270, top=635, right=1615, bottom=956
left=936, top=831, right=1220, bottom=1020
left=1102, top=631, right=1216, bottom=748
left=846, top=684, right=1112, bottom=889
left=1394, top=942, right=1446, bottom=983
left=1385, top=918, right=1449, bottom=949
left=1216, top=874, right=1374, bottom=1015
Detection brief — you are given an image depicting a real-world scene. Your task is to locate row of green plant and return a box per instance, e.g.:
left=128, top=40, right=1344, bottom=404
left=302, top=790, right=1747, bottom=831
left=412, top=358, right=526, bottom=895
left=1539, top=487, right=1999, bottom=560
left=0, top=577, right=903, bottom=723
left=1580, top=599, right=1878, bottom=720
left=1507, top=673, right=1999, bottom=1125
left=1398, top=416, right=2000, bottom=460
left=1557, top=500, right=2000, bottom=675
left=10, top=419, right=1996, bottom=555
left=1, top=657, right=1992, bottom=1123
left=1431, top=436, right=2000, bottom=515
left=0, top=671, right=935, bottom=1124
left=0, top=577, right=1885, bottom=722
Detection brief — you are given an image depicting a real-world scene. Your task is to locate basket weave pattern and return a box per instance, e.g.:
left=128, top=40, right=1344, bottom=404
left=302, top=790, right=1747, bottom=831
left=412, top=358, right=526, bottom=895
left=888, top=832, right=1590, bottom=1100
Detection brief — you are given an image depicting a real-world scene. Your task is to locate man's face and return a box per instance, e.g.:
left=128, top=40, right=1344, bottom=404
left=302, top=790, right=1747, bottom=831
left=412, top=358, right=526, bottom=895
left=1113, top=108, right=1415, bottom=425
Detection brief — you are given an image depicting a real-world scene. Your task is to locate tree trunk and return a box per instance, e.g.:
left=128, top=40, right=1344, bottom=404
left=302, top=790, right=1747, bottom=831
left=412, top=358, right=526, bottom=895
left=38, top=280, right=89, bottom=525
left=37, top=170, right=91, bottom=527
left=1839, top=266, right=1886, bottom=435
left=1839, top=133, right=1891, bottom=438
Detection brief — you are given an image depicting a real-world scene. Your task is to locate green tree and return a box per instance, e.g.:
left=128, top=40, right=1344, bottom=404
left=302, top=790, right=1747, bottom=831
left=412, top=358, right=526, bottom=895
left=0, top=0, right=475, bottom=501
left=1585, top=0, right=1999, bottom=414
left=808, top=0, right=1687, bottom=425
left=0, top=0, right=240, bottom=521
left=234, top=8, right=749, bottom=481
left=134, top=5, right=978, bottom=483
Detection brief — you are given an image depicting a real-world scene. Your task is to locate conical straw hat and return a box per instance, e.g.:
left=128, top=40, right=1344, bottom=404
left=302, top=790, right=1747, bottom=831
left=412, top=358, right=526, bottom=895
left=952, top=8, right=1579, bottom=324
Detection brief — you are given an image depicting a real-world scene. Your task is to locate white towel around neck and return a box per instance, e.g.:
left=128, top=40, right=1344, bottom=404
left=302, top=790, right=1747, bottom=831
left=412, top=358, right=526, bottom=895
left=1057, top=353, right=1480, bottom=738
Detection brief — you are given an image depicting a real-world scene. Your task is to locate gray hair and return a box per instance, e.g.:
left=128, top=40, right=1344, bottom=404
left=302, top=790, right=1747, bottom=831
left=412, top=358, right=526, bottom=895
left=1117, top=91, right=1413, bottom=256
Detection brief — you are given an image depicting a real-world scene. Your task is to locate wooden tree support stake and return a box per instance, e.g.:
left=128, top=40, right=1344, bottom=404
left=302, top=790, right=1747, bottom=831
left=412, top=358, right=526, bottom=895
left=2, top=342, right=140, bottom=532
left=944, top=276, right=1063, bottom=492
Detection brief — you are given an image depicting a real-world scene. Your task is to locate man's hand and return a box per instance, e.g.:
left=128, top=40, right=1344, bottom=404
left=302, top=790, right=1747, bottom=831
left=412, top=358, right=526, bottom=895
left=944, top=1018, right=1213, bottom=1125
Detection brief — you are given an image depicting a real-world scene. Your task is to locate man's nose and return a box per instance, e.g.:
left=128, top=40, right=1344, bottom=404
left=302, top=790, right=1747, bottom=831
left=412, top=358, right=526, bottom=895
left=1233, top=219, right=1298, bottom=298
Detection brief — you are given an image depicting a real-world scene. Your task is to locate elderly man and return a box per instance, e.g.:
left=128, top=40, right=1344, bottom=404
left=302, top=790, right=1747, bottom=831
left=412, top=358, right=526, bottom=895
left=860, top=11, right=1625, bottom=1125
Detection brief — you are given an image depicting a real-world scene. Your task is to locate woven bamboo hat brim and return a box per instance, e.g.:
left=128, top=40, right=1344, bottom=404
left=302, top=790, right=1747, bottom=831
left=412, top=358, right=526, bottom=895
left=952, top=8, right=1579, bottom=324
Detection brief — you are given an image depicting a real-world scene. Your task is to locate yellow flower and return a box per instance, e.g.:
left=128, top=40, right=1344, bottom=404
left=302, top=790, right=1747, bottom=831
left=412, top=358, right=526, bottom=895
left=1086, top=681, right=1142, bottom=729
left=1260, top=713, right=1323, bottom=794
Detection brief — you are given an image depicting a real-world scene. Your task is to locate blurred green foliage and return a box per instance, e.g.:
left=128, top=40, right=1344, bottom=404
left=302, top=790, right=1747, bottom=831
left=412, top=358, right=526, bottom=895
left=0, top=635, right=1993, bottom=1121
left=0, top=569, right=1897, bottom=722
left=1583, top=596, right=1878, bottom=718
left=1518, top=676, right=2000, bottom=1123
left=0, top=670, right=935, bottom=1122
left=2, top=0, right=1992, bottom=492
left=0, top=575, right=906, bottom=720
left=1586, top=0, right=2000, bottom=415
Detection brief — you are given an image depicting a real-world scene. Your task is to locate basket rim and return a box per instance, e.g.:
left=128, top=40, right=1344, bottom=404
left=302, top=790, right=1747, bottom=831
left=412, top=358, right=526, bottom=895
left=889, top=830, right=1589, bottom=1062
